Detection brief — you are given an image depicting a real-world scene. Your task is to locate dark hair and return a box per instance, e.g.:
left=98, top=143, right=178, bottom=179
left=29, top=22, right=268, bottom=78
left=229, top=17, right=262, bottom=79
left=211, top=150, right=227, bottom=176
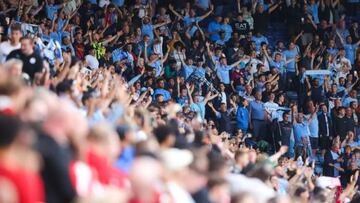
left=153, top=125, right=175, bottom=144
left=10, top=23, right=22, bottom=32
left=282, top=111, right=289, bottom=118
left=0, top=114, right=22, bottom=147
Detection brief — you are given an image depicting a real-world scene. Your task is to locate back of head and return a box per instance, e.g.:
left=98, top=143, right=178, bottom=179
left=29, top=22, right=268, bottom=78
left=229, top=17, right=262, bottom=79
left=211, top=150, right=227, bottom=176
left=153, top=125, right=175, bottom=145
left=0, top=114, right=22, bottom=148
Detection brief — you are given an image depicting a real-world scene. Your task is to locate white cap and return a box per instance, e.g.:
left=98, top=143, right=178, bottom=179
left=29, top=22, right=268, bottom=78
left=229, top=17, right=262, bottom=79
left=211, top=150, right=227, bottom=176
left=161, top=148, right=193, bottom=172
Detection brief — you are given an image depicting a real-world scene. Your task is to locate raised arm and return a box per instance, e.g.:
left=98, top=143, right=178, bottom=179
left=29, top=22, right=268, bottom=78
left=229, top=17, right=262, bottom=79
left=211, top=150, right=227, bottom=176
left=307, top=106, right=318, bottom=124
left=161, top=45, right=171, bottom=64
left=199, top=4, right=214, bottom=20
left=230, top=58, right=243, bottom=68
left=294, top=31, right=304, bottom=44
left=101, top=31, right=122, bottom=46
left=269, top=1, right=281, bottom=14
left=208, top=102, right=220, bottom=116
left=205, top=41, right=216, bottom=65
left=324, top=75, right=330, bottom=92
left=195, top=22, right=206, bottom=41
left=32, top=2, right=45, bottom=16
left=25, top=5, right=33, bottom=15
left=237, top=0, right=241, bottom=13
left=307, top=14, right=318, bottom=30
left=144, top=42, right=149, bottom=63
left=263, top=49, right=273, bottom=63
left=251, top=1, right=258, bottom=14
left=356, top=39, right=360, bottom=46
left=336, top=31, right=345, bottom=46
left=50, top=13, right=57, bottom=32
left=169, top=4, right=184, bottom=20
left=204, top=91, right=219, bottom=104
left=291, top=105, right=297, bottom=125
left=153, top=19, right=171, bottom=29
left=186, top=83, right=194, bottom=104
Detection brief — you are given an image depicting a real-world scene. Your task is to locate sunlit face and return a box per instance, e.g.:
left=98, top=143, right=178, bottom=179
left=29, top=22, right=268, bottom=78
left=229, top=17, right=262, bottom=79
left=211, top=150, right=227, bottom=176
left=297, top=113, right=303, bottom=123
left=289, top=42, right=295, bottom=50
left=10, top=30, right=22, bottom=43
left=158, top=80, right=165, bottom=89
left=219, top=83, right=225, bottom=91
left=255, top=91, right=262, bottom=100
left=21, top=39, right=34, bottom=55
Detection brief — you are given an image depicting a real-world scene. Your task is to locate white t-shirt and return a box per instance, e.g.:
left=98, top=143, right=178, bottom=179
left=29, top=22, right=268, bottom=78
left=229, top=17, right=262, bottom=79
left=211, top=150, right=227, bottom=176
left=0, top=41, right=21, bottom=63
left=85, top=55, right=99, bottom=70
left=335, top=57, right=352, bottom=80
left=264, top=101, right=279, bottom=121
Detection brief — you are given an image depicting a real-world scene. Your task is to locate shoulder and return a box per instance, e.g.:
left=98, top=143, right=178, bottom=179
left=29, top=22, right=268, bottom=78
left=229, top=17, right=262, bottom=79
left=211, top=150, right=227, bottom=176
left=7, top=49, right=21, bottom=58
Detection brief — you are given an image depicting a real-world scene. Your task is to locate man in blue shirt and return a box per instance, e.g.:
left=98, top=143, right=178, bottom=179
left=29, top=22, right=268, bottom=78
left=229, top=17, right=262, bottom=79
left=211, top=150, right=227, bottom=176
left=264, top=51, right=295, bottom=74
left=251, top=32, right=269, bottom=52
left=154, top=78, right=172, bottom=102
left=177, top=87, right=189, bottom=107
left=292, top=108, right=314, bottom=160
left=179, top=56, right=195, bottom=80
left=236, top=98, right=249, bottom=133
left=45, top=0, right=64, bottom=20
left=145, top=42, right=170, bottom=77
left=187, top=84, right=218, bottom=120
left=141, top=16, right=170, bottom=41
left=216, top=57, right=243, bottom=86
left=249, top=91, right=268, bottom=140
left=283, top=42, right=300, bottom=85
left=307, top=0, right=320, bottom=24
left=338, top=34, right=360, bottom=65
left=169, top=4, right=213, bottom=27
left=221, top=17, right=233, bottom=43
left=208, top=16, right=223, bottom=42
left=307, top=103, right=319, bottom=158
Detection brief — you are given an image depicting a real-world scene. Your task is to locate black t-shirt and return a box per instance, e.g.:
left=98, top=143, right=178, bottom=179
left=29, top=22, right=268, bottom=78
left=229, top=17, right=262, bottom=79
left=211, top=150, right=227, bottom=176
left=7, top=49, right=43, bottom=79
left=279, top=121, right=293, bottom=146
left=253, top=12, right=269, bottom=33
left=232, top=20, right=250, bottom=35
left=311, top=86, right=324, bottom=105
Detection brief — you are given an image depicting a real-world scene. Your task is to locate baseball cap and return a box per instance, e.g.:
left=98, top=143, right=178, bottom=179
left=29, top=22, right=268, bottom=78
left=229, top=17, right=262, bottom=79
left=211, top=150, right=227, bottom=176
left=161, top=148, right=193, bottom=172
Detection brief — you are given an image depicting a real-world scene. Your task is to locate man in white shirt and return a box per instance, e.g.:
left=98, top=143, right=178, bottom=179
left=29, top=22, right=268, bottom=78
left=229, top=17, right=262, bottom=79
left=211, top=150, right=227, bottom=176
left=334, top=48, right=352, bottom=80
left=264, top=93, right=279, bottom=122
left=85, top=48, right=99, bottom=70
left=0, top=24, right=22, bottom=63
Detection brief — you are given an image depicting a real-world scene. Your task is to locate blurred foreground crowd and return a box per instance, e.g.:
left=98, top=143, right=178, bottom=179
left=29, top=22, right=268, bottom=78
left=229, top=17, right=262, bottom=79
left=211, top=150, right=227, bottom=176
left=0, top=0, right=360, bottom=203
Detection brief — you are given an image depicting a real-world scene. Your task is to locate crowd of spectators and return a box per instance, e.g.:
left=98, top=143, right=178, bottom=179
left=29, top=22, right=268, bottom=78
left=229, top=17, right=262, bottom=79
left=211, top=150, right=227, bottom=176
left=0, top=0, right=360, bottom=202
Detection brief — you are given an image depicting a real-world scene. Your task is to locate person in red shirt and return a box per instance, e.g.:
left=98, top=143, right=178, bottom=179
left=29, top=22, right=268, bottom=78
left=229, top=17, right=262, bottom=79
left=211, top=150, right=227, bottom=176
left=85, top=123, right=129, bottom=189
left=0, top=114, right=44, bottom=203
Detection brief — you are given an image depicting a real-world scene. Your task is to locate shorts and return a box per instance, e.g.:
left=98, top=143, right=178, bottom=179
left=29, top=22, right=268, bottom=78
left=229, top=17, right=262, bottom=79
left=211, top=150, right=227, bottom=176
left=310, top=137, right=319, bottom=150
